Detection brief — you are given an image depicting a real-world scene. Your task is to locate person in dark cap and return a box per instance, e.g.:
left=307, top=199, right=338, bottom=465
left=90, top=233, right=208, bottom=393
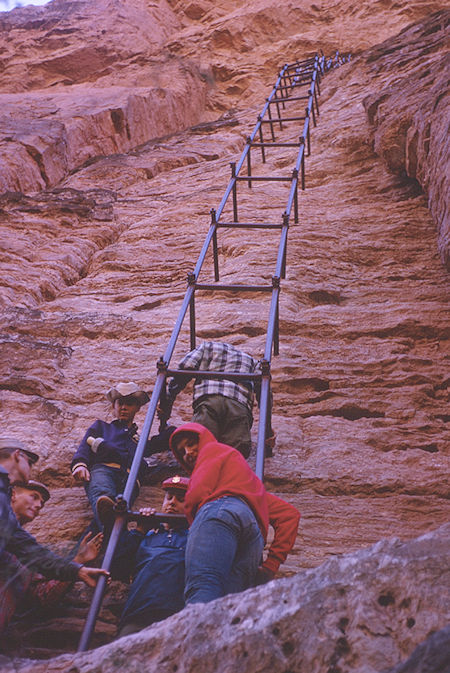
left=0, top=438, right=109, bottom=636
left=71, top=382, right=176, bottom=530
left=102, top=475, right=190, bottom=637
left=10, top=480, right=50, bottom=525
left=1, top=480, right=103, bottom=644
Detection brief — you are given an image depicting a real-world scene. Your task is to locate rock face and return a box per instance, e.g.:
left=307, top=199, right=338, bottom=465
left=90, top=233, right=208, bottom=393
left=0, top=0, right=208, bottom=192
left=0, top=0, right=449, bottom=667
left=385, top=624, right=450, bottom=673
left=1, top=524, right=449, bottom=673
left=361, top=10, right=450, bottom=269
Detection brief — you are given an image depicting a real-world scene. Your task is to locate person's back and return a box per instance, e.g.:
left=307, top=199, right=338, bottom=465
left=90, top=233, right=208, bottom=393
left=167, top=342, right=264, bottom=457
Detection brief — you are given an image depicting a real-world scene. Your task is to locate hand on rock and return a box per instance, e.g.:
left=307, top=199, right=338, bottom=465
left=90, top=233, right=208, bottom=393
left=255, top=566, right=275, bottom=585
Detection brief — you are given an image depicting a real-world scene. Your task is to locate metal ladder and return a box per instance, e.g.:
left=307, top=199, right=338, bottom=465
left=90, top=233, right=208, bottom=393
left=78, top=51, right=347, bottom=651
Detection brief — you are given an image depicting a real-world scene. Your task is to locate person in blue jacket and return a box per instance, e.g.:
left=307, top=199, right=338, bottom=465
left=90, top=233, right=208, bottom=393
left=107, top=475, right=189, bottom=638
left=0, top=438, right=109, bottom=636
left=71, top=382, right=175, bottom=530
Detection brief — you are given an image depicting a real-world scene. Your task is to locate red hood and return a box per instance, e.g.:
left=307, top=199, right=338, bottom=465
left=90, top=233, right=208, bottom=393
left=170, top=422, right=217, bottom=474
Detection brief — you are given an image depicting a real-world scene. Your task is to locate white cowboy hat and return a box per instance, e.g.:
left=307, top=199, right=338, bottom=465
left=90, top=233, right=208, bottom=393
left=106, top=382, right=149, bottom=407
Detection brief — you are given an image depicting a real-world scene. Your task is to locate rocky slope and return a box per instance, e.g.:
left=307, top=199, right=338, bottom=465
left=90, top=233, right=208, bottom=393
left=0, top=0, right=449, bottom=668
left=1, top=524, right=449, bottom=673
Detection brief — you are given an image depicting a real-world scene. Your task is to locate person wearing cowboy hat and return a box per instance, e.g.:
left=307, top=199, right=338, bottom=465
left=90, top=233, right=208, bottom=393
left=103, top=475, right=190, bottom=638
left=71, top=382, right=175, bottom=531
left=0, top=438, right=109, bottom=637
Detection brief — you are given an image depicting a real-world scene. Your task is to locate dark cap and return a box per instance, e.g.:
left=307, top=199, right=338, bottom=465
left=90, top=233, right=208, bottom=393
left=0, top=438, right=39, bottom=464
left=12, top=479, right=50, bottom=503
left=161, top=475, right=189, bottom=492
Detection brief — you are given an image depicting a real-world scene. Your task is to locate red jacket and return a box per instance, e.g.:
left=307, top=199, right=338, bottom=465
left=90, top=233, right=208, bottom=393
left=170, top=423, right=300, bottom=574
left=171, top=422, right=269, bottom=539
left=264, top=493, right=300, bottom=573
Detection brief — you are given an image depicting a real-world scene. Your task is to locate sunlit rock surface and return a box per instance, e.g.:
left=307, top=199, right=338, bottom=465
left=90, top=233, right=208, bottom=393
left=0, top=0, right=448, bottom=666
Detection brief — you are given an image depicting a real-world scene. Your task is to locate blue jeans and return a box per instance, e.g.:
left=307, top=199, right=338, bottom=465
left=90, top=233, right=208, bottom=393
left=184, top=496, right=264, bottom=604
left=84, top=464, right=139, bottom=531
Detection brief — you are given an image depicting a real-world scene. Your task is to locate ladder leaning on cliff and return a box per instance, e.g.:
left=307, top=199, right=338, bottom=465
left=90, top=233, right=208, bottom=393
left=78, top=50, right=350, bottom=652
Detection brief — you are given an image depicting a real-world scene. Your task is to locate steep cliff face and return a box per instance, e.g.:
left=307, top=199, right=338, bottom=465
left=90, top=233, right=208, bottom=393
left=361, top=10, right=450, bottom=269
left=0, top=0, right=207, bottom=191
left=0, top=0, right=448, bottom=668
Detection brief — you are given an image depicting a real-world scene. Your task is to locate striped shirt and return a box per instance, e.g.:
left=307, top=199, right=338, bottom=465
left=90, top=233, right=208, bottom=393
left=168, top=342, right=260, bottom=413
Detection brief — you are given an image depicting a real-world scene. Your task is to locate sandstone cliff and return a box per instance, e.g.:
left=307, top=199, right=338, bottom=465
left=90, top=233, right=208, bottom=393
left=0, top=0, right=448, bottom=669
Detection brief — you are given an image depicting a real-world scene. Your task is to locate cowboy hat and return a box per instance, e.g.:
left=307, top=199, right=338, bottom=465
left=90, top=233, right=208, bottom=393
left=106, top=382, right=149, bottom=407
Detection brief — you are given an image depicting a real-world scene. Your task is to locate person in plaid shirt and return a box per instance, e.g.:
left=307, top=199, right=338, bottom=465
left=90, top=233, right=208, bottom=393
left=165, top=341, right=274, bottom=458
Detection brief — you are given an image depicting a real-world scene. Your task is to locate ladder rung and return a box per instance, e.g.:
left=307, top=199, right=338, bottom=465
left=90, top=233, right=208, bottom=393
left=270, top=95, right=310, bottom=103
left=277, top=81, right=311, bottom=90
left=166, top=368, right=262, bottom=381
left=261, top=116, right=306, bottom=123
left=195, top=283, right=274, bottom=292
left=234, top=175, right=294, bottom=182
left=250, top=142, right=304, bottom=148
left=217, top=222, right=284, bottom=229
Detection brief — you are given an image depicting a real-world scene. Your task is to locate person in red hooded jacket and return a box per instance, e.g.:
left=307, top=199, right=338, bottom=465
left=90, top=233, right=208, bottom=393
left=170, top=422, right=299, bottom=604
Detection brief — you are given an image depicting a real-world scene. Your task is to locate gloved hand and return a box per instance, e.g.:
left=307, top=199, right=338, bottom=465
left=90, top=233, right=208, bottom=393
left=87, top=436, right=121, bottom=464
left=86, top=436, right=104, bottom=453
left=255, top=566, right=275, bottom=585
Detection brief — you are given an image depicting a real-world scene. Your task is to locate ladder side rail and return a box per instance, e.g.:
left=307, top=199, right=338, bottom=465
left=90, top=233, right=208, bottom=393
left=274, top=216, right=290, bottom=280
left=285, top=154, right=302, bottom=218
left=255, top=374, right=271, bottom=481
left=255, top=279, right=280, bottom=479
left=78, top=512, right=127, bottom=651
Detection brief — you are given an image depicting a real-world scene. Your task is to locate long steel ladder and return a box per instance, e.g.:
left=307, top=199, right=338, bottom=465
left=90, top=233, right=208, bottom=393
left=78, top=51, right=347, bottom=651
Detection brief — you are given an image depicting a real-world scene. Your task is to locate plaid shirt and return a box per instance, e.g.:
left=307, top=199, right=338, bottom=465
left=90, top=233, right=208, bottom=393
left=169, top=342, right=260, bottom=413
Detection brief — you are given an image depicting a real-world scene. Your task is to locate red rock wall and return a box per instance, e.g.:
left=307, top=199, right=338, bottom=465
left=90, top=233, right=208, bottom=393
left=0, top=0, right=448, bottom=662
left=361, top=10, right=450, bottom=268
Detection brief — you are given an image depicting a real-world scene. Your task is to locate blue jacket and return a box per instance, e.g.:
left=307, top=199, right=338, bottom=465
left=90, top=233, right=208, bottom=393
left=0, top=468, right=80, bottom=583
left=111, top=525, right=188, bottom=626
left=71, top=420, right=175, bottom=481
